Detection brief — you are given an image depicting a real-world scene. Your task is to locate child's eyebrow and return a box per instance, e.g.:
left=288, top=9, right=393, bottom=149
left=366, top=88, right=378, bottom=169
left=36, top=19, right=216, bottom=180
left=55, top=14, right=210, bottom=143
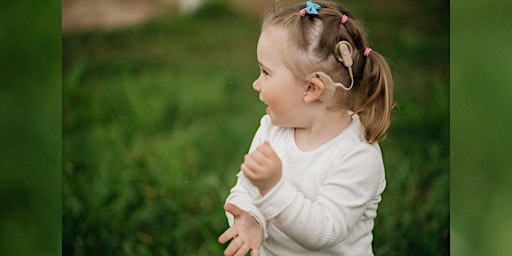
left=257, top=60, right=271, bottom=71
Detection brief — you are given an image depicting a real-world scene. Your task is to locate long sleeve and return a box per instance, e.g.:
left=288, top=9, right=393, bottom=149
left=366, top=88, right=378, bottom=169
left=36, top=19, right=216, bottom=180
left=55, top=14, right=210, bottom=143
left=223, top=113, right=385, bottom=255
left=254, top=144, right=385, bottom=250
left=225, top=171, right=270, bottom=239
left=224, top=116, right=269, bottom=238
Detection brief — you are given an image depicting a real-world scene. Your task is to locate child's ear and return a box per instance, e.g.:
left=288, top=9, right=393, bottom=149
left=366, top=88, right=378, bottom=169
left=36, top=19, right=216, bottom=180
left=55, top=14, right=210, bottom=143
left=303, top=76, right=324, bottom=103
left=304, top=72, right=335, bottom=103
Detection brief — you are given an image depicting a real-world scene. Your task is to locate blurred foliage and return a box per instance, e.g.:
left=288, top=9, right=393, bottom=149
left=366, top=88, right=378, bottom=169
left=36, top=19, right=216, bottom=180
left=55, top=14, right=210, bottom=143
left=451, top=0, right=512, bottom=255
left=63, top=0, right=448, bottom=255
left=0, top=0, right=61, bottom=256
left=0, top=0, right=61, bottom=255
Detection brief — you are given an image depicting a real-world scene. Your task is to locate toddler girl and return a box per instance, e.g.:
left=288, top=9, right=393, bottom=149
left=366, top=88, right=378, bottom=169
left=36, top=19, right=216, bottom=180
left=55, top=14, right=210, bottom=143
left=219, top=1, right=394, bottom=255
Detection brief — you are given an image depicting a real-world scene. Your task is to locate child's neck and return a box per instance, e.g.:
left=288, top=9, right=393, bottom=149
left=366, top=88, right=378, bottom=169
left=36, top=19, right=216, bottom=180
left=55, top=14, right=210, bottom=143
left=294, top=110, right=352, bottom=152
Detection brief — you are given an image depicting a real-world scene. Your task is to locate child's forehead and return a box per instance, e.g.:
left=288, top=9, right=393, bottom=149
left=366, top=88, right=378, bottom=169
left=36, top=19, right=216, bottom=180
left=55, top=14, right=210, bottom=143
left=257, top=30, right=288, bottom=62
left=257, top=26, right=306, bottom=74
left=258, top=27, right=291, bottom=53
left=260, top=26, right=289, bottom=40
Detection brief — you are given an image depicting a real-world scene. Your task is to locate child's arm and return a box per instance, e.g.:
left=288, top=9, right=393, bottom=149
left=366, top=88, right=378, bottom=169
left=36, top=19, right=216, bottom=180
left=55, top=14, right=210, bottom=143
left=247, top=143, right=385, bottom=250
left=220, top=115, right=272, bottom=244
left=224, top=172, right=268, bottom=237
left=220, top=171, right=268, bottom=256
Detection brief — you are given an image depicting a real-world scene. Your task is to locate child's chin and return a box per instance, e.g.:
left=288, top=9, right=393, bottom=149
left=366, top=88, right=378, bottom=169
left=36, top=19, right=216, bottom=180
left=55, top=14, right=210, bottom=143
left=268, top=116, right=284, bottom=127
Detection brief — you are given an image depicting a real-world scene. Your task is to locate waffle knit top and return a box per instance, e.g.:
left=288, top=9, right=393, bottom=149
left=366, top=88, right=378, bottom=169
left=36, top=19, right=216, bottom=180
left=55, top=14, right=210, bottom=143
left=225, top=114, right=386, bottom=255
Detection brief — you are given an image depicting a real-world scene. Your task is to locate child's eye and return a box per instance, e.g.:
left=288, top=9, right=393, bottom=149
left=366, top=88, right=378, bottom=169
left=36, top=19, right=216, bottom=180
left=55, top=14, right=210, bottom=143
left=262, top=69, right=269, bottom=76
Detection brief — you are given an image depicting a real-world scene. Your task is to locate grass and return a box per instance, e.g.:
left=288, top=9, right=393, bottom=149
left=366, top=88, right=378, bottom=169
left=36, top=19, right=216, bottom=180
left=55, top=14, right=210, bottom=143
left=63, top=1, right=449, bottom=255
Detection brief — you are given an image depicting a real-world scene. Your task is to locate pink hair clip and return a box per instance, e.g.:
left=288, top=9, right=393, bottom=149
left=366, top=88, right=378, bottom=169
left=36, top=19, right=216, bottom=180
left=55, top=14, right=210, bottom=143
left=364, top=47, right=372, bottom=57
left=341, top=15, right=348, bottom=24
left=300, top=1, right=321, bottom=17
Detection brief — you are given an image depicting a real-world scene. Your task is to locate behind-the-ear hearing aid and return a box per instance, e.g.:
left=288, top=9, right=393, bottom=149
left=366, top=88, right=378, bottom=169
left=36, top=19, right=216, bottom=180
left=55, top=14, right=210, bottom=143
left=334, top=40, right=355, bottom=90
left=312, top=72, right=335, bottom=102
left=336, top=41, right=353, bottom=68
left=310, top=71, right=354, bottom=103
left=308, top=41, right=355, bottom=102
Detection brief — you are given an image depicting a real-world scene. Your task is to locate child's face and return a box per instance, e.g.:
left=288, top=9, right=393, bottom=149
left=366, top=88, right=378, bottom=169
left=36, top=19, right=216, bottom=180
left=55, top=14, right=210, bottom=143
left=253, top=27, right=305, bottom=127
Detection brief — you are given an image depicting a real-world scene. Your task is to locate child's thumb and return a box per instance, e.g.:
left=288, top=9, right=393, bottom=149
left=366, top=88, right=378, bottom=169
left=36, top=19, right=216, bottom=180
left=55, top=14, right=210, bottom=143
left=224, top=203, right=244, bottom=216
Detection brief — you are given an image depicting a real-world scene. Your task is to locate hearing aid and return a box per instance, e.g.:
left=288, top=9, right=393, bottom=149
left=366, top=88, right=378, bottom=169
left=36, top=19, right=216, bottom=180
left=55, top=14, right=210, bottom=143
left=310, top=72, right=335, bottom=102
left=310, top=70, right=354, bottom=102
left=333, top=40, right=355, bottom=90
left=308, top=41, right=355, bottom=102
left=336, top=40, right=353, bottom=68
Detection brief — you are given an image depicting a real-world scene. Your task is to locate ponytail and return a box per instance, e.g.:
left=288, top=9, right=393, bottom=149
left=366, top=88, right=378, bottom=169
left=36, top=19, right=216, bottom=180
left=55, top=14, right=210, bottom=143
left=353, top=50, right=394, bottom=144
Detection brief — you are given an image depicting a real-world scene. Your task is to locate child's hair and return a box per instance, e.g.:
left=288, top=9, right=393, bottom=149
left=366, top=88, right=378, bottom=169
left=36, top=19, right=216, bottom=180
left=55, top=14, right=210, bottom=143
left=262, top=1, right=394, bottom=143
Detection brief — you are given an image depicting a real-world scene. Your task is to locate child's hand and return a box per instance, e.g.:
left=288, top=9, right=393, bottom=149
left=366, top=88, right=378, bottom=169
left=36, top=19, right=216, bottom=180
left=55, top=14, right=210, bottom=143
left=218, top=203, right=263, bottom=256
left=241, top=141, right=282, bottom=196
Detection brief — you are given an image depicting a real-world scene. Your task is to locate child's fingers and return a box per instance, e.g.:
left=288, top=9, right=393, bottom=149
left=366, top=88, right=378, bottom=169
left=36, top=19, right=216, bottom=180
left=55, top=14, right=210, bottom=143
left=247, top=150, right=266, bottom=166
left=240, top=162, right=253, bottom=179
left=244, top=153, right=261, bottom=168
left=234, top=243, right=250, bottom=256
left=257, top=141, right=276, bottom=158
left=218, top=226, right=236, bottom=244
left=224, top=236, right=244, bottom=256
left=241, top=158, right=254, bottom=176
left=241, top=162, right=257, bottom=181
left=250, top=247, right=260, bottom=256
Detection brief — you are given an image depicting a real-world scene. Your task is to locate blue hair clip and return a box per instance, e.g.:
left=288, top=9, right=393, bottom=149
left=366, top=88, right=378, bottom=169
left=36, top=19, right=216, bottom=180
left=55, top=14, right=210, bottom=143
left=300, top=0, right=321, bottom=16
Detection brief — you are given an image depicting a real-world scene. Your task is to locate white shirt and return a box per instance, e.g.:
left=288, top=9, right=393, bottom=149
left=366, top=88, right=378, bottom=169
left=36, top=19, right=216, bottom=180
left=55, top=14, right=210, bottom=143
left=226, top=114, right=386, bottom=255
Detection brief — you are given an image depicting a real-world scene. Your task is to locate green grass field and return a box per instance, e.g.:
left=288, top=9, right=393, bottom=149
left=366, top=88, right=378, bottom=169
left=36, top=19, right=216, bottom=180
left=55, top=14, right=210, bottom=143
left=63, top=1, right=449, bottom=255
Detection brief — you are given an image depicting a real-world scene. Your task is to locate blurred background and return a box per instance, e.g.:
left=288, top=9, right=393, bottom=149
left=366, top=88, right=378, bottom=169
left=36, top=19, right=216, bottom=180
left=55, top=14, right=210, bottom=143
left=0, top=1, right=61, bottom=256
left=62, top=0, right=449, bottom=255
left=451, top=0, right=512, bottom=255
left=5, top=0, right=512, bottom=255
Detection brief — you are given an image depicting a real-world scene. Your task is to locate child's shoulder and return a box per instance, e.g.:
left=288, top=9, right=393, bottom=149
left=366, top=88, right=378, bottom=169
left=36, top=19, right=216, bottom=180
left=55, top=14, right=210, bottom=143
left=336, top=115, right=384, bottom=161
left=259, top=114, right=271, bottom=126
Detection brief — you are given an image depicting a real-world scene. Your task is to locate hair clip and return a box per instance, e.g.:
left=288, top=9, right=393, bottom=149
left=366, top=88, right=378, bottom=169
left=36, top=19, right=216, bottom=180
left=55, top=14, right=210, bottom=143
left=364, top=47, right=372, bottom=57
left=300, top=0, right=321, bottom=17
left=341, top=15, right=348, bottom=24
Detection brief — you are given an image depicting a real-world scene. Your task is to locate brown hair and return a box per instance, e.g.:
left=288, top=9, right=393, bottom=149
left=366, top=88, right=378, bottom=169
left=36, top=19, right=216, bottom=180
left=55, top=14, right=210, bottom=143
left=261, top=1, right=394, bottom=143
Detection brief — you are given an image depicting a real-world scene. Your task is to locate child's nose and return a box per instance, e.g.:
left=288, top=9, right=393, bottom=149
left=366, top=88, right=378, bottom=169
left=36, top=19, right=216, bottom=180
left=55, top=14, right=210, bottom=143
left=252, top=78, right=261, bottom=92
